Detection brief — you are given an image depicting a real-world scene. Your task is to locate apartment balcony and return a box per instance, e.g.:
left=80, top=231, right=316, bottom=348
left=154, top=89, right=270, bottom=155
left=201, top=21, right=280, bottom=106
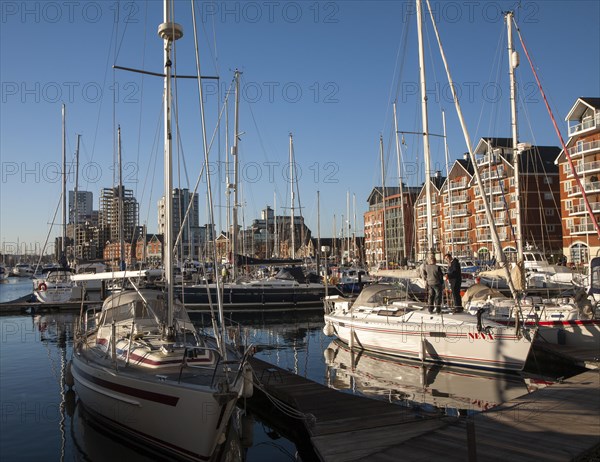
left=444, top=193, right=469, bottom=204
left=476, top=202, right=505, bottom=212
left=476, top=233, right=492, bottom=242
left=476, top=152, right=503, bottom=166
left=575, top=159, right=600, bottom=176
left=475, top=186, right=504, bottom=196
left=445, top=234, right=469, bottom=244
left=569, top=222, right=598, bottom=235
left=444, top=220, right=469, bottom=231
left=475, top=215, right=507, bottom=228
left=448, top=179, right=468, bottom=190
left=447, top=206, right=469, bottom=217
left=476, top=232, right=508, bottom=242
left=481, top=169, right=506, bottom=181
left=568, top=112, right=600, bottom=137
left=568, top=201, right=600, bottom=216
left=566, top=139, right=600, bottom=159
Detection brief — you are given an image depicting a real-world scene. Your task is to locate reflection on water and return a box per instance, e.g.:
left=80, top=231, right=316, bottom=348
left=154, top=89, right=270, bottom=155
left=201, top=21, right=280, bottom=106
left=0, top=278, right=34, bottom=303
left=1, top=311, right=560, bottom=461
left=0, top=313, right=300, bottom=462
left=324, top=339, right=552, bottom=416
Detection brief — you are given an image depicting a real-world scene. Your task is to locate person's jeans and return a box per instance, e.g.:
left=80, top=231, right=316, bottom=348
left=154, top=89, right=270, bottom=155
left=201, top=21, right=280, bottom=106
left=427, top=284, right=443, bottom=313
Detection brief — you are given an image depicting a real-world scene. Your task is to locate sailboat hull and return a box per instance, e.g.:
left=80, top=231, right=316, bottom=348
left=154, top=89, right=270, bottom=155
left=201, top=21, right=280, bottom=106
left=324, top=310, right=534, bottom=372
left=178, top=283, right=340, bottom=311
left=71, top=353, right=242, bottom=461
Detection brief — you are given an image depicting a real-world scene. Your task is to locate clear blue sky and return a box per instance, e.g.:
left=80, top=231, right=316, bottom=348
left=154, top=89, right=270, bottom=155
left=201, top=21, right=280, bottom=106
left=1, top=1, right=599, bottom=256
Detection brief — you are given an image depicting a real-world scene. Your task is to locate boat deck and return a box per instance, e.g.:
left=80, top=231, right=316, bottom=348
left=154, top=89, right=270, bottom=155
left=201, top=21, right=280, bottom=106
left=248, top=356, right=600, bottom=461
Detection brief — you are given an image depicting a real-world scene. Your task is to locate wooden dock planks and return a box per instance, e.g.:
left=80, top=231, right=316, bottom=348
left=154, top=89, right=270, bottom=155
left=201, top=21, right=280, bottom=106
left=249, top=356, right=600, bottom=462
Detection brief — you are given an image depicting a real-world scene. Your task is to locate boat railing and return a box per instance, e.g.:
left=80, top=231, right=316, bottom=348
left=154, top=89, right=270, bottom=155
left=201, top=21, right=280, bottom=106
left=178, top=345, right=249, bottom=388
left=83, top=306, right=102, bottom=334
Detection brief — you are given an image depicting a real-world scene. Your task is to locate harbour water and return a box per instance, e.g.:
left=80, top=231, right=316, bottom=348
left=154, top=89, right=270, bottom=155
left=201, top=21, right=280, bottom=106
left=0, top=279, right=570, bottom=461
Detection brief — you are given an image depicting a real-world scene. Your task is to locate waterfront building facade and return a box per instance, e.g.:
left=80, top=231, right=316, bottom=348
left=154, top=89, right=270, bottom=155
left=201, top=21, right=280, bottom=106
left=556, top=97, right=600, bottom=264
left=367, top=139, right=563, bottom=268
left=364, top=186, right=419, bottom=268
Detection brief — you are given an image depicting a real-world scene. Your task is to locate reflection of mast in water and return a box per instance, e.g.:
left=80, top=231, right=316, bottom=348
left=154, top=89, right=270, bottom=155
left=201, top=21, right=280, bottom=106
left=36, top=314, right=75, bottom=462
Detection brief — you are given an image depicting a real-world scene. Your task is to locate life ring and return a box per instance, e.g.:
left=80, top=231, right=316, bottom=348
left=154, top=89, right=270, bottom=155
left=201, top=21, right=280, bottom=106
left=38, top=282, right=47, bottom=291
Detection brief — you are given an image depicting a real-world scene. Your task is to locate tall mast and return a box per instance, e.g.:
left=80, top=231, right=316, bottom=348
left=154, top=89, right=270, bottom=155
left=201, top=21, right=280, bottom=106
left=224, top=97, right=231, bottom=263
left=506, top=11, right=523, bottom=263
left=158, top=0, right=183, bottom=327
left=416, top=0, right=434, bottom=256
left=424, top=0, right=519, bottom=300
left=117, top=126, right=125, bottom=270
left=353, top=193, right=357, bottom=263
left=74, top=134, right=80, bottom=265
left=231, top=70, right=241, bottom=276
left=379, top=135, right=387, bottom=268
left=393, top=101, right=407, bottom=260
left=317, top=190, right=323, bottom=293
left=274, top=192, right=278, bottom=257
left=61, top=104, right=67, bottom=267
left=289, top=133, right=296, bottom=259
left=442, top=110, right=453, bottom=255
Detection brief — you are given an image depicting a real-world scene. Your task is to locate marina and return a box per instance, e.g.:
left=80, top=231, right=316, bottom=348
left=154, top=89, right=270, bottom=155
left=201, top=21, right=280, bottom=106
left=1, top=1, right=599, bottom=461
left=1, top=279, right=598, bottom=461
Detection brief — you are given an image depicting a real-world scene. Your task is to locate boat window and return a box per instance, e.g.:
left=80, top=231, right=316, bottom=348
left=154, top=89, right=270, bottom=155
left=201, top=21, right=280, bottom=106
left=368, top=289, right=405, bottom=305
left=103, top=304, right=135, bottom=323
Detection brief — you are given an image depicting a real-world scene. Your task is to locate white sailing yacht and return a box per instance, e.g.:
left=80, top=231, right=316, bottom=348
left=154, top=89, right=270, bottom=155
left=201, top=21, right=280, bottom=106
left=33, top=104, right=75, bottom=304
left=324, top=0, right=535, bottom=372
left=69, top=3, right=252, bottom=460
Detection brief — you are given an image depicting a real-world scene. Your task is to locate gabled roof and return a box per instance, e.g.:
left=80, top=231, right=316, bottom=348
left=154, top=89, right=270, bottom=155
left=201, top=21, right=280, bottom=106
left=520, top=145, right=560, bottom=175
left=474, top=137, right=513, bottom=154
left=566, top=97, right=600, bottom=121
left=473, top=138, right=559, bottom=175
left=368, top=186, right=416, bottom=204
left=456, top=156, right=475, bottom=175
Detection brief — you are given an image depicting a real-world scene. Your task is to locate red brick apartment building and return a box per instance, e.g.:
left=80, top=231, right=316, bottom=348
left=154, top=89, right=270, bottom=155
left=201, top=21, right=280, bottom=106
left=556, top=97, right=600, bottom=264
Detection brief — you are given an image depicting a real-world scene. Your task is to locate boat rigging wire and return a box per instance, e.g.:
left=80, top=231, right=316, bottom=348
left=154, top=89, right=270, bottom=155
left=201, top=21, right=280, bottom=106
left=512, top=17, right=600, bottom=237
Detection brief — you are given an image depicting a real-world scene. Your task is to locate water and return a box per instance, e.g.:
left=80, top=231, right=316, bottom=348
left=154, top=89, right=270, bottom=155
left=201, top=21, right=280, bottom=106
left=0, top=280, right=568, bottom=461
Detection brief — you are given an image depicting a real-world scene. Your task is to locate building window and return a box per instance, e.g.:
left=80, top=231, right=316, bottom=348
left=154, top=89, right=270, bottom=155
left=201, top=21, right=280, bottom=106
left=570, top=243, right=588, bottom=265
left=544, top=209, right=554, bottom=216
left=543, top=177, right=552, bottom=184
left=544, top=192, right=553, bottom=200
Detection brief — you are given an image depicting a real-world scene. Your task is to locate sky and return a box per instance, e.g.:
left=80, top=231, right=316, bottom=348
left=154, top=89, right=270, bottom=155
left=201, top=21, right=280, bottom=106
left=1, top=0, right=599, bottom=257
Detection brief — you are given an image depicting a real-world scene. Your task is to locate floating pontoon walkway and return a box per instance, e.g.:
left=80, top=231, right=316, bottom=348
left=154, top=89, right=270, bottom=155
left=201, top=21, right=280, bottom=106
left=248, top=357, right=600, bottom=461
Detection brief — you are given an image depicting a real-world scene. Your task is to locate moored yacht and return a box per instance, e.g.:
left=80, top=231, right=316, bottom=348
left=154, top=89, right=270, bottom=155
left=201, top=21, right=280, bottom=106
left=324, top=284, right=535, bottom=372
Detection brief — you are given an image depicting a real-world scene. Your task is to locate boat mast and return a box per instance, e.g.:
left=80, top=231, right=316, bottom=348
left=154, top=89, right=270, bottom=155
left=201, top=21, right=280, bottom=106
left=231, top=70, right=241, bottom=277
left=353, top=193, right=357, bottom=263
left=416, top=0, right=434, bottom=257
left=393, top=101, right=407, bottom=260
left=61, top=104, right=67, bottom=267
left=289, top=133, right=296, bottom=259
left=158, top=0, right=183, bottom=330
left=117, top=126, right=125, bottom=270
left=379, top=135, right=388, bottom=268
left=506, top=11, right=523, bottom=264
left=346, top=191, right=350, bottom=264
left=423, top=0, right=519, bottom=300
left=274, top=192, right=278, bottom=257
left=74, top=134, right=80, bottom=265
left=442, top=110, right=453, bottom=255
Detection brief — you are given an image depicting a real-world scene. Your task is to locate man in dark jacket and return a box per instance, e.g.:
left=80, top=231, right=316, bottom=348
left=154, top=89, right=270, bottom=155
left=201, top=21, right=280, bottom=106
left=445, top=253, right=462, bottom=312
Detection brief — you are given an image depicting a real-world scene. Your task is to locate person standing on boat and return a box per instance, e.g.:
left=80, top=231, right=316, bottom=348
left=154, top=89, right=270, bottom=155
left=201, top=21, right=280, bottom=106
left=445, top=253, right=462, bottom=313
left=422, top=254, right=444, bottom=314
